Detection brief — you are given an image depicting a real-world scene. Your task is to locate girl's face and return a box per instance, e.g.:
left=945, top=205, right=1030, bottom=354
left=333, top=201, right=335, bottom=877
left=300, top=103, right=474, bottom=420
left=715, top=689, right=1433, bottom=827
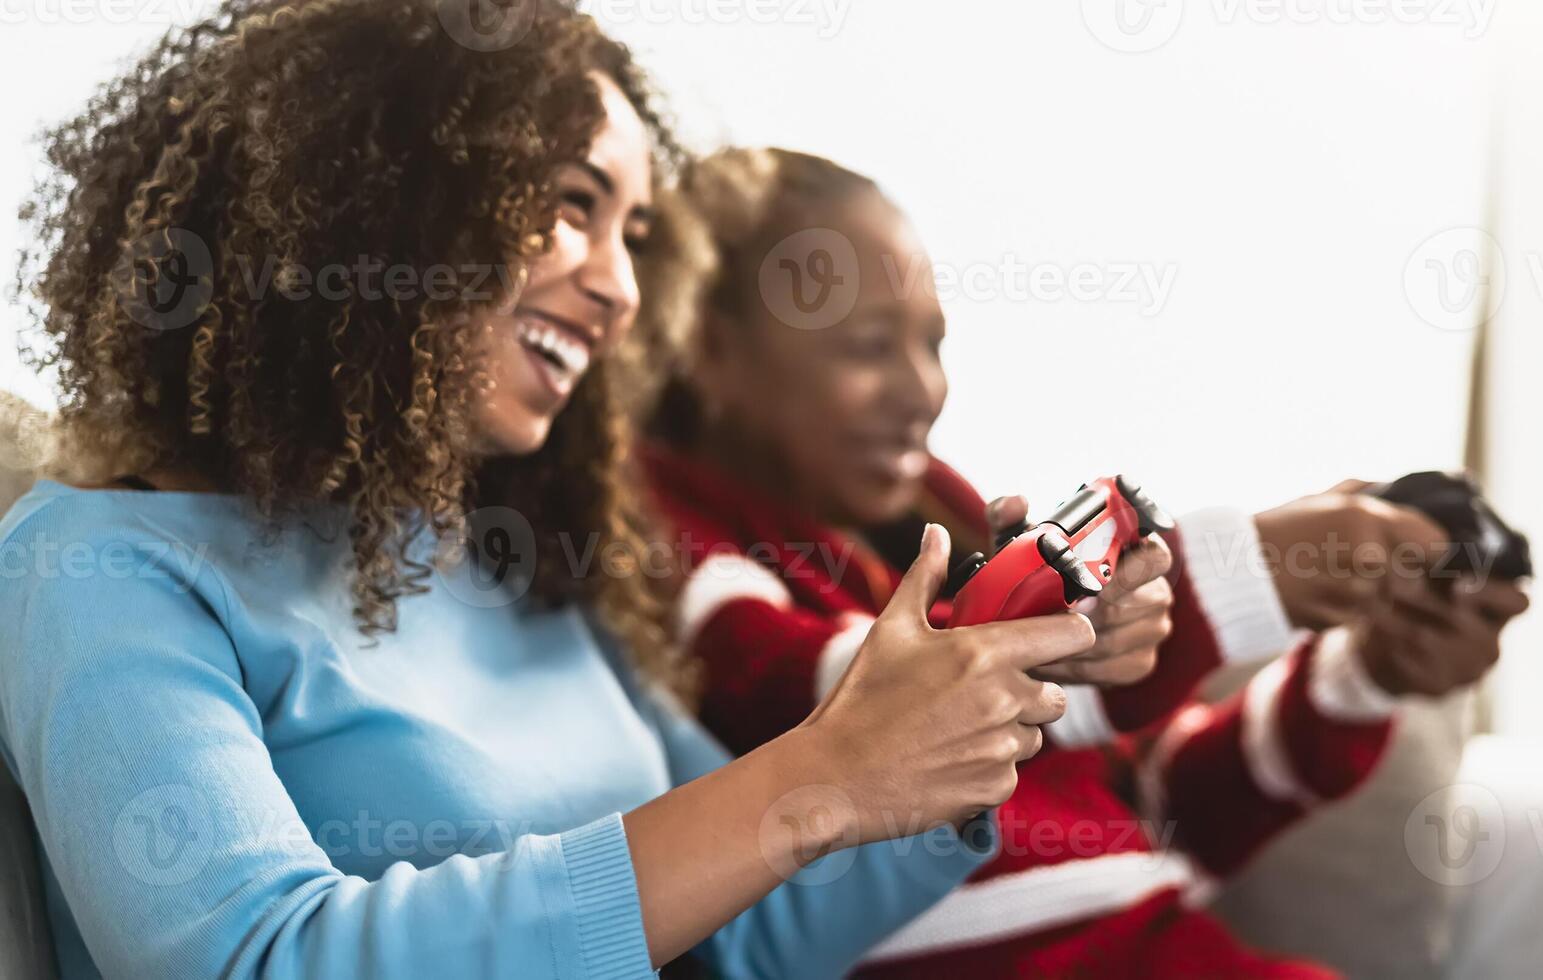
left=700, top=194, right=949, bottom=526
left=473, top=72, right=654, bottom=455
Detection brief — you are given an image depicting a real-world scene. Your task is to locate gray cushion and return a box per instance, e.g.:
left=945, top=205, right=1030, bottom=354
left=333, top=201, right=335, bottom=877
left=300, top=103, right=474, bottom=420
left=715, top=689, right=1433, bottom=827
left=1203, top=665, right=1472, bottom=980
left=0, top=394, right=54, bottom=979
left=0, top=761, right=56, bottom=980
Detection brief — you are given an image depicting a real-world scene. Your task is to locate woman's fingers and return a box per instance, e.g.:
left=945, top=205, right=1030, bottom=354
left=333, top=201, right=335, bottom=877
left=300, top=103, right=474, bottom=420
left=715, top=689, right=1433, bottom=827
left=1009, top=672, right=1067, bottom=726
left=1014, top=726, right=1046, bottom=764
left=1092, top=615, right=1172, bottom=657
left=1031, top=645, right=1159, bottom=686
left=882, top=522, right=951, bottom=631
left=962, top=612, right=1098, bottom=673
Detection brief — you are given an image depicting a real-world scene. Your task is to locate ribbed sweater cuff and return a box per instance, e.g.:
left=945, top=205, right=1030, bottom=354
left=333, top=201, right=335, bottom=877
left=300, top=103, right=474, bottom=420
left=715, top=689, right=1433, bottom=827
left=559, top=813, right=655, bottom=979
left=1309, top=625, right=1399, bottom=721
left=1177, top=507, right=1297, bottom=664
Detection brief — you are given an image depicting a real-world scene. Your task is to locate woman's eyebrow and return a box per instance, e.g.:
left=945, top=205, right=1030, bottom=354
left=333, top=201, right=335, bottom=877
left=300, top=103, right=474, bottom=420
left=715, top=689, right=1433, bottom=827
left=578, top=160, right=654, bottom=223
left=578, top=161, right=614, bottom=195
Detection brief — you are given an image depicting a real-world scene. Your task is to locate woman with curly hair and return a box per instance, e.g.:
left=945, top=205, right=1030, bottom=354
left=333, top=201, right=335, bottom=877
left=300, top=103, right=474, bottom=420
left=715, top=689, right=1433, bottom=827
left=0, top=2, right=1097, bottom=977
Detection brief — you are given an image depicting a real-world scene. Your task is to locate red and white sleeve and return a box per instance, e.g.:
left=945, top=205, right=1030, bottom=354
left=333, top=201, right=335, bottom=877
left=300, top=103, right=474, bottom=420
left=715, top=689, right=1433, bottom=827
left=1052, top=506, right=1300, bottom=747
left=677, top=548, right=874, bottom=756
left=1136, top=627, right=1397, bottom=878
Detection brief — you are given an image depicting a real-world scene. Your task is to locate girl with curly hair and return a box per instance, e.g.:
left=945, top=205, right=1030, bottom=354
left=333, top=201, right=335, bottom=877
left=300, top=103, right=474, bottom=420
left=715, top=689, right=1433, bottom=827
left=0, top=1, right=1099, bottom=977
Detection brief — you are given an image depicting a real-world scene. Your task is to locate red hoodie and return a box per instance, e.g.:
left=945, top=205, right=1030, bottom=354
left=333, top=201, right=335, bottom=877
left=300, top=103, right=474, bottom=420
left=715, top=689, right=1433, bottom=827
left=643, top=444, right=1399, bottom=979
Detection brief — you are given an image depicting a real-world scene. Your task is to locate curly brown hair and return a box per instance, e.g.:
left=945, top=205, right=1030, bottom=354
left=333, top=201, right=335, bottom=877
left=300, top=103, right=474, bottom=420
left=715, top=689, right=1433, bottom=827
left=11, top=0, right=692, bottom=693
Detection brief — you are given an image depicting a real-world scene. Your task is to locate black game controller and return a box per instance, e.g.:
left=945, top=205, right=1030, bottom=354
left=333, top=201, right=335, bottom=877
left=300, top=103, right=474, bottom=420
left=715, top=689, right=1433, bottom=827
left=1366, top=471, right=1532, bottom=581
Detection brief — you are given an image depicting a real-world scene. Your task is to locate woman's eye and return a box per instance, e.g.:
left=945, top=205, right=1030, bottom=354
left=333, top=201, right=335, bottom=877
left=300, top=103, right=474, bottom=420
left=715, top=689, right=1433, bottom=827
left=559, top=190, right=595, bottom=225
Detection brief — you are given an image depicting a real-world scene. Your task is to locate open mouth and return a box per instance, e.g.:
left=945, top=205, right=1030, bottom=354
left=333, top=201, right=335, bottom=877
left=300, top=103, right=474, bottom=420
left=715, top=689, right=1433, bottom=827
left=851, top=435, right=931, bottom=481
left=513, top=314, right=593, bottom=397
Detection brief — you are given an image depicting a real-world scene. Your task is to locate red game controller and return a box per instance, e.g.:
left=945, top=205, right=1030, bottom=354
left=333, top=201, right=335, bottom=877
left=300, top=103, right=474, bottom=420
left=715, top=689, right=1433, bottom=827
left=948, top=475, right=1175, bottom=628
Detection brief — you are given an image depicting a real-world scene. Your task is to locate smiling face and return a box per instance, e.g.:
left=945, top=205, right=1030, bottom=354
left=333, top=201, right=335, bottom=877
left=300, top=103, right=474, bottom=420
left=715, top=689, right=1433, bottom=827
left=697, top=191, right=949, bottom=526
left=472, top=72, right=654, bottom=456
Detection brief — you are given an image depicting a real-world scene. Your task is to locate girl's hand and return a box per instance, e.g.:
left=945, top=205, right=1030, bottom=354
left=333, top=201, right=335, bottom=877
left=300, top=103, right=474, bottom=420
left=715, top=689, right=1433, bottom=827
left=1035, top=536, right=1173, bottom=686
left=801, top=523, right=1094, bottom=843
left=1352, top=575, right=1530, bottom=697
left=1253, top=480, right=1451, bottom=630
left=985, top=494, right=1172, bottom=687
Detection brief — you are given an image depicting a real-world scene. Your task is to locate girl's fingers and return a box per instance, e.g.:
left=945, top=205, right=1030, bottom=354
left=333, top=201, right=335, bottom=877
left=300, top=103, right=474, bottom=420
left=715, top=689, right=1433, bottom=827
left=1095, top=578, right=1173, bottom=626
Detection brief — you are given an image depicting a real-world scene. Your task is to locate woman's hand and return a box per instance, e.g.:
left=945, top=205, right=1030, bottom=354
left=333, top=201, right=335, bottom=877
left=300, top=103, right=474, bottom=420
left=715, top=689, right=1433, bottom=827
left=1254, top=479, right=1451, bottom=630
left=801, top=522, right=1094, bottom=843
left=984, top=494, right=1173, bottom=687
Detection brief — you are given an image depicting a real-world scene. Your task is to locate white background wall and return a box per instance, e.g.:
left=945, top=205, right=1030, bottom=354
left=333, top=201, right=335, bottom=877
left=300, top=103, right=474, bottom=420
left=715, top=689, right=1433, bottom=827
left=2, top=0, right=1536, bottom=731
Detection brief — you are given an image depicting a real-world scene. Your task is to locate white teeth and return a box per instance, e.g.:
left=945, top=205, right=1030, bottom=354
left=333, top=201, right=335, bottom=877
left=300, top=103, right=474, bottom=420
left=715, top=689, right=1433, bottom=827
left=514, top=319, right=591, bottom=379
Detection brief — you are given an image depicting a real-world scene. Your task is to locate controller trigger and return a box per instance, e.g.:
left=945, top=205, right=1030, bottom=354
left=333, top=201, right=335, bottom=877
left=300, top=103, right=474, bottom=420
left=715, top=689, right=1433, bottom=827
left=1115, top=474, right=1176, bottom=537
left=1036, top=529, right=1105, bottom=604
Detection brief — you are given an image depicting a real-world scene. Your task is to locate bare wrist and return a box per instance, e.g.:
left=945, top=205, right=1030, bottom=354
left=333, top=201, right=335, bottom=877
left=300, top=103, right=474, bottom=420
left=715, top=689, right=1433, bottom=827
left=754, top=725, right=864, bottom=870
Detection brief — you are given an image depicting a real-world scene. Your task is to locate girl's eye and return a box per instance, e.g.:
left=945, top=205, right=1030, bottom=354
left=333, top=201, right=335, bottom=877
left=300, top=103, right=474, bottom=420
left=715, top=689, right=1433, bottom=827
left=841, top=332, right=893, bottom=359
left=624, top=232, right=651, bottom=256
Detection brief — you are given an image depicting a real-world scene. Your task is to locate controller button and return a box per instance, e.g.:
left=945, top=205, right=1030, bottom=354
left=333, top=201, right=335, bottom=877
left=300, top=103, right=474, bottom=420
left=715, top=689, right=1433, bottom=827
left=946, top=552, right=988, bottom=596
left=994, top=520, right=1030, bottom=553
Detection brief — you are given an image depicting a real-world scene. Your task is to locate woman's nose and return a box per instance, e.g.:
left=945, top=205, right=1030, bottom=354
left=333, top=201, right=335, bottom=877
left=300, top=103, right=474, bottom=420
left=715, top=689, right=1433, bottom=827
left=575, top=232, right=640, bottom=336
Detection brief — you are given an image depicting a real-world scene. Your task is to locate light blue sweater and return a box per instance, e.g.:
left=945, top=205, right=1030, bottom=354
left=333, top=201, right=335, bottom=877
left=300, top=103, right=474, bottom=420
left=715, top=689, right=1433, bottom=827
left=0, top=479, right=997, bottom=979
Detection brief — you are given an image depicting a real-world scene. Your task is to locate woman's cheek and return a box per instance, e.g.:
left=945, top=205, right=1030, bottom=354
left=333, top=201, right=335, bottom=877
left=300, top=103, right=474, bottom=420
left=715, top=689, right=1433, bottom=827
left=526, top=222, right=584, bottom=288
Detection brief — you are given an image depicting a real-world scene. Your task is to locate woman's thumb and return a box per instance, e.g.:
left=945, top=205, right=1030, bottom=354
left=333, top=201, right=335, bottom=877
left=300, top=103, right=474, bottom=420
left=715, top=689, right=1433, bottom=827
left=885, top=523, right=951, bottom=626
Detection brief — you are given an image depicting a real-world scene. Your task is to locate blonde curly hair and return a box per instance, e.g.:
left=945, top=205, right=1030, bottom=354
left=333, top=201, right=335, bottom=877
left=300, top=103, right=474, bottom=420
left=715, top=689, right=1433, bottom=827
left=636, top=146, right=881, bottom=445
